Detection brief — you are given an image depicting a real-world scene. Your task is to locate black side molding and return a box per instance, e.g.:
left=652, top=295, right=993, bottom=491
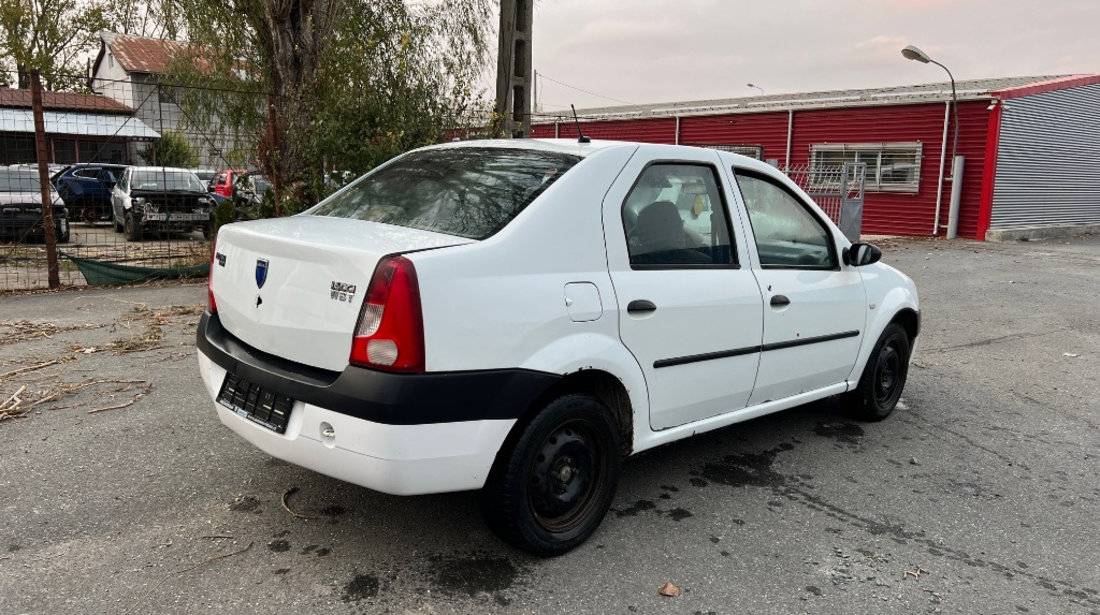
left=653, top=330, right=860, bottom=369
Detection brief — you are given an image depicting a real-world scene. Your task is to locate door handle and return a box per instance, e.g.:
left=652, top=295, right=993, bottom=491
left=770, top=295, right=790, bottom=307
left=627, top=299, right=657, bottom=314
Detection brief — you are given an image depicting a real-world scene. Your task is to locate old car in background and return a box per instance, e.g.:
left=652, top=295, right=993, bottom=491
left=230, top=170, right=272, bottom=219
left=0, top=168, right=69, bottom=243
left=210, top=169, right=246, bottom=199
left=52, top=163, right=127, bottom=224
left=110, top=167, right=215, bottom=241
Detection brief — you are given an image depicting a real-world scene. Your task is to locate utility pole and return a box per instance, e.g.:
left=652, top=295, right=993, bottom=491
left=31, top=71, right=60, bottom=290
left=494, top=0, right=533, bottom=137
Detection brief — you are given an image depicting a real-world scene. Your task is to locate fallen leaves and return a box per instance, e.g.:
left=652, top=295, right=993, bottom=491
left=658, top=581, right=682, bottom=597
left=902, top=566, right=928, bottom=580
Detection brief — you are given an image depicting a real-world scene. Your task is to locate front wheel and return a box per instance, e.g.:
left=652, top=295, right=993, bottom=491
left=844, top=323, right=911, bottom=421
left=479, top=394, right=621, bottom=557
left=124, top=214, right=143, bottom=242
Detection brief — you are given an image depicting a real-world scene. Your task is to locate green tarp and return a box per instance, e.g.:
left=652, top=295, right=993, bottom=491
left=62, top=253, right=209, bottom=286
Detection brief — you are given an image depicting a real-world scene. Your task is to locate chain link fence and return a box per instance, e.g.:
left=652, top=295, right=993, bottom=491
left=2, top=71, right=262, bottom=292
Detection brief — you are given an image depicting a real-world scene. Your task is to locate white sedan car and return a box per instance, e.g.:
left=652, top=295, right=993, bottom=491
left=197, top=140, right=919, bottom=556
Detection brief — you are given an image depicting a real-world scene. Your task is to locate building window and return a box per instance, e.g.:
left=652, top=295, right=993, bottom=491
left=690, top=144, right=764, bottom=160
left=810, top=142, right=922, bottom=193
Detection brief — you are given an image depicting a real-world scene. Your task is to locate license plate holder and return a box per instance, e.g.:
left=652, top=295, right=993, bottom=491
left=217, top=373, right=294, bottom=434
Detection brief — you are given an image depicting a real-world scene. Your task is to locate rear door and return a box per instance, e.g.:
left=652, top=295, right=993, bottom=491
left=604, top=147, right=763, bottom=430
left=731, top=167, right=867, bottom=404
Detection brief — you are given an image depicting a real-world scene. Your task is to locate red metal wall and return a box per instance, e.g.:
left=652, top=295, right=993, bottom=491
left=531, top=118, right=677, bottom=143
left=533, top=101, right=995, bottom=239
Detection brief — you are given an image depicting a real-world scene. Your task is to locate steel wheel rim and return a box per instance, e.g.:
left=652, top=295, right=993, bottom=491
left=874, top=342, right=903, bottom=406
left=528, top=420, right=606, bottom=533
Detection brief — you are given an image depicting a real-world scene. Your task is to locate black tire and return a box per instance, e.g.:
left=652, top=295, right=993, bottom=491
left=845, top=323, right=910, bottom=421
left=124, top=214, right=143, bottom=242
left=58, top=226, right=70, bottom=244
left=113, top=214, right=123, bottom=232
left=479, top=393, right=621, bottom=557
left=201, top=224, right=212, bottom=240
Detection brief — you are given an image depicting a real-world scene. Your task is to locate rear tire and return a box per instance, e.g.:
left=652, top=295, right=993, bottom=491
left=479, top=393, right=621, bottom=557
left=844, top=323, right=910, bottom=421
left=124, top=214, right=143, bottom=242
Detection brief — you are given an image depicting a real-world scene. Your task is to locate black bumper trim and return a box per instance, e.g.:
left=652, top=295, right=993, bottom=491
left=196, top=311, right=561, bottom=426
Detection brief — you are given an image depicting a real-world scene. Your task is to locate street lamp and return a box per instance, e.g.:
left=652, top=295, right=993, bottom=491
left=746, top=83, right=764, bottom=95
left=901, top=44, right=958, bottom=164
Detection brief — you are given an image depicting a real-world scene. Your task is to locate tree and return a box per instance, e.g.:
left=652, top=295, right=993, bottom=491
left=0, top=0, right=108, bottom=90
left=167, top=0, right=494, bottom=215
left=140, top=130, right=200, bottom=167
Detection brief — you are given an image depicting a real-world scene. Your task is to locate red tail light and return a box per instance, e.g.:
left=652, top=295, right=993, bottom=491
left=207, top=236, right=218, bottom=314
left=350, top=255, right=424, bottom=372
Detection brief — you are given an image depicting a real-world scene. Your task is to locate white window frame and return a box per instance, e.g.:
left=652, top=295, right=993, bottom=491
left=810, top=142, right=922, bottom=193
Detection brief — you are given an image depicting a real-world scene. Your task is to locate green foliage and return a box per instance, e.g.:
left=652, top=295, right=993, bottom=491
left=164, top=0, right=494, bottom=217
left=140, top=130, right=200, bottom=168
left=212, top=200, right=235, bottom=237
left=0, top=0, right=108, bottom=90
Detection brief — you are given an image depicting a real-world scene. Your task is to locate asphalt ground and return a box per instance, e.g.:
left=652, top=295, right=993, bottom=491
left=1, top=235, right=1097, bottom=615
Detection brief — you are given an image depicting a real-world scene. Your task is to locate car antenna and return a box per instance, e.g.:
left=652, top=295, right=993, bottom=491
left=570, top=105, right=590, bottom=143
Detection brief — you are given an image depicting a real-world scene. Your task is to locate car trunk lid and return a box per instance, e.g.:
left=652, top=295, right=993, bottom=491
left=212, top=215, right=472, bottom=371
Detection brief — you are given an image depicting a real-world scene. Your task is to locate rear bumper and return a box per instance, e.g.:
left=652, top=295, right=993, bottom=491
left=195, top=312, right=560, bottom=494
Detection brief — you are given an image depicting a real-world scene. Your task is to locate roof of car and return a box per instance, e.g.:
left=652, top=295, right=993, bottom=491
left=127, top=166, right=199, bottom=172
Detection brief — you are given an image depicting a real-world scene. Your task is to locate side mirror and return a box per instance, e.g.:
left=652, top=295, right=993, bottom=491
left=844, top=242, right=882, bottom=267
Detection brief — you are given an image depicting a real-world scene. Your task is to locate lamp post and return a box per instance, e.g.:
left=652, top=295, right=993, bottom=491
left=746, top=83, right=764, bottom=95
left=902, top=44, right=963, bottom=238
left=901, top=44, right=958, bottom=164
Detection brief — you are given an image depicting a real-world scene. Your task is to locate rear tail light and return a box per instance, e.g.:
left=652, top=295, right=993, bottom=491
left=207, top=235, right=218, bottom=314
left=350, top=255, right=424, bottom=372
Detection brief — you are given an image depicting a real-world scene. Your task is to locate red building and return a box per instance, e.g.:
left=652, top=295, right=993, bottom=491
left=531, top=75, right=1100, bottom=240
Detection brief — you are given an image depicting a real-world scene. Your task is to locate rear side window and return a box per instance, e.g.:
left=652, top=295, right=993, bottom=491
left=308, top=147, right=581, bottom=239
left=622, top=163, right=736, bottom=267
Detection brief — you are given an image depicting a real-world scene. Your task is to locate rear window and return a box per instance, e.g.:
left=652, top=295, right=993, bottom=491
left=308, top=147, right=581, bottom=239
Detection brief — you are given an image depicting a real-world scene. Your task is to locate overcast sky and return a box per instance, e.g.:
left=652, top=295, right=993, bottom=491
left=527, top=0, right=1099, bottom=111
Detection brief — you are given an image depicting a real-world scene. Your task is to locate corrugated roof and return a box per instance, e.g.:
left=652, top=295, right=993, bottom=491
left=106, top=33, right=184, bottom=74
left=0, top=108, right=159, bottom=139
left=566, top=75, right=1084, bottom=120
left=0, top=89, right=133, bottom=114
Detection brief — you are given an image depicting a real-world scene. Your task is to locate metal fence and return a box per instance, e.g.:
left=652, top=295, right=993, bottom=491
left=2, top=71, right=262, bottom=292
left=784, top=162, right=867, bottom=241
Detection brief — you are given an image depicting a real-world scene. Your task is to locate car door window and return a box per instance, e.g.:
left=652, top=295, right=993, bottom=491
left=622, top=163, right=736, bottom=268
left=734, top=170, right=837, bottom=269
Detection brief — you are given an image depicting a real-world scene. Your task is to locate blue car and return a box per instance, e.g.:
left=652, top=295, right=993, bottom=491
left=52, top=163, right=127, bottom=224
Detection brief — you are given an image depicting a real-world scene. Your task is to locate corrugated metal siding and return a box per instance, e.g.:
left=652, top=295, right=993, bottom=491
left=532, top=118, right=676, bottom=143
left=990, top=84, right=1100, bottom=228
left=531, top=101, right=994, bottom=238
left=788, top=103, right=990, bottom=238
left=679, top=112, right=789, bottom=162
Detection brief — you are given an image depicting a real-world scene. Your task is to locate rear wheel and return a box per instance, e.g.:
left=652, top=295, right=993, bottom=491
left=124, top=214, right=143, bottom=242
left=844, top=323, right=910, bottom=421
left=479, top=394, right=621, bottom=557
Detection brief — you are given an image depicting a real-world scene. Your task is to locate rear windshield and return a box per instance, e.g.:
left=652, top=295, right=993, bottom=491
left=131, top=169, right=205, bottom=192
left=308, top=147, right=581, bottom=239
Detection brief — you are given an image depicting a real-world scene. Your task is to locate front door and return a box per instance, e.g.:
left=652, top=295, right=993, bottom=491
left=605, top=148, right=763, bottom=430
left=731, top=168, right=867, bottom=405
